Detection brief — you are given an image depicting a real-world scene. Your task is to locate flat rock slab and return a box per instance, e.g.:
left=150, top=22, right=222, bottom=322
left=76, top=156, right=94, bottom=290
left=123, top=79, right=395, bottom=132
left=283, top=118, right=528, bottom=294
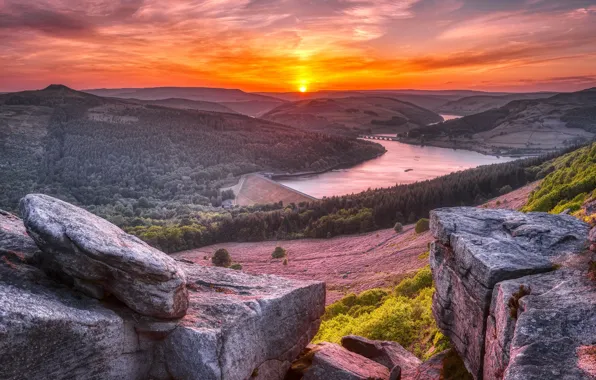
left=341, top=335, right=421, bottom=379
left=20, top=194, right=188, bottom=318
left=157, top=261, right=326, bottom=380
left=430, top=207, right=589, bottom=379
left=301, top=342, right=390, bottom=380
left=0, top=209, right=41, bottom=262
left=485, top=268, right=596, bottom=380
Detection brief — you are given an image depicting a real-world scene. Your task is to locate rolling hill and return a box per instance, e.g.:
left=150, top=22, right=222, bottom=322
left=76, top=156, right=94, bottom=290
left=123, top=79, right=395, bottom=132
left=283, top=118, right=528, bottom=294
left=403, top=88, right=596, bottom=155
left=129, top=98, right=239, bottom=114
left=85, top=87, right=285, bottom=116
left=261, top=96, right=443, bottom=136
left=0, top=85, right=384, bottom=214
left=437, top=92, right=559, bottom=116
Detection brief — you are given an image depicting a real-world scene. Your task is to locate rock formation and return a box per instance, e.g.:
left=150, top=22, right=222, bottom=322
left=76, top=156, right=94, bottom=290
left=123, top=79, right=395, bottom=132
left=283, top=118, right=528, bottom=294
left=430, top=207, right=593, bottom=379
left=1, top=194, right=325, bottom=380
left=0, top=209, right=41, bottom=262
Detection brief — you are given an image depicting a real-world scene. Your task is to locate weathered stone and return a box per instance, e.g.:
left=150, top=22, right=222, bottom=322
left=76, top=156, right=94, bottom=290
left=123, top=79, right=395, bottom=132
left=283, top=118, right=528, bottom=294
left=412, top=350, right=447, bottom=380
left=430, top=207, right=589, bottom=379
left=0, top=253, right=153, bottom=380
left=19, top=194, right=188, bottom=318
left=0, top=209, right=41, bottom=262
left=341, top=335, right=421, bottom=379
left=156, top=261, right=325, bottom=380
left=484, top=268, right=596, bottom=380
left=301, top=342, right=390, bottom=380
left=590, top=227, right=596, bottom=252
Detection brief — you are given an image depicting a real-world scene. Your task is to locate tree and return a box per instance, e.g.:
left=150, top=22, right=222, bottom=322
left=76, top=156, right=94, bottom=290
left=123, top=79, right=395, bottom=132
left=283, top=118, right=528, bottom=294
left=415, top=218, right=430, bottom=234
left=394, top=222, right=403, bottom=233
left=272, top=246, right=287, bottom=259
left=212, top=248, right=232, bottom=267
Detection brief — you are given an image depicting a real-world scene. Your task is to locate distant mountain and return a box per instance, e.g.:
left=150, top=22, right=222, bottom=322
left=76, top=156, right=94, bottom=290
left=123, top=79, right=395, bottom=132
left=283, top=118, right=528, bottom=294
left=261, top=96, right=443, bottom=136
left=437, top=92, right=559, bottom=116
left=403, top=88, right=596, bottom=155
left=126, top=97, right=239, bottom=114
left=84, top=87, right=285, bottom=116
left=0, top=85, right=384, bottom=213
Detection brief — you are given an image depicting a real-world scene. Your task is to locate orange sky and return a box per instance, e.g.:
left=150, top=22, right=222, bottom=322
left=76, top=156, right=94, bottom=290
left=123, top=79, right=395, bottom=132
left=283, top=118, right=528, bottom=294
left=1, top=0, right=596, bottom=92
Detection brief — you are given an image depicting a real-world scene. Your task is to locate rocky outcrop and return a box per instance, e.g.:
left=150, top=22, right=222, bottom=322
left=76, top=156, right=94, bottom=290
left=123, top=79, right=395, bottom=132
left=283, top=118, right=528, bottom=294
left=430, top=207, right=591, bottom=379
left=20, top=194, right=188, bottom=318
left=298, top=342, right=391, bottom=380
left=2, top=196, right=325, bottom=380
left=590, top=226, right=596, bottom=252
left=0, top=209, right=41, bottom=262
left=341, top=335, right=421, bottom=379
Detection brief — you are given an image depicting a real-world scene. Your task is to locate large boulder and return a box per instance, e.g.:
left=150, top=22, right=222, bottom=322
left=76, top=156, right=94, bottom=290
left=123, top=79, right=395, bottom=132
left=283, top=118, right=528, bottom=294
left=430, top=207, right=590, bottom=379
left=484, top=269, right=596, bottom=380
left=298, top=342, right=390, bottom=380
left=0, top=209, right=41, bottom=262
left=155, top=262, right=325, bottom=380
left=341, top=335, right=421, bottom=379
left=19, top=194, right=188, bottom=318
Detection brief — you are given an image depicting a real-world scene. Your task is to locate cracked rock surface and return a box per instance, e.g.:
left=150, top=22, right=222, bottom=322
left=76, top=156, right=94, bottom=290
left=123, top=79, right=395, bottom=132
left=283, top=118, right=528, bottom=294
left=20, top=194, right=189, bottom=318
left=430, top=207, right=591, bottom=379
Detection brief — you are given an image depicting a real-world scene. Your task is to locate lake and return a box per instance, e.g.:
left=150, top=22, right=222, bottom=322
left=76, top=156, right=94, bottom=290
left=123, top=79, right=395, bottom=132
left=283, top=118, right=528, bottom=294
left=277, top=140, right=518, bottom=199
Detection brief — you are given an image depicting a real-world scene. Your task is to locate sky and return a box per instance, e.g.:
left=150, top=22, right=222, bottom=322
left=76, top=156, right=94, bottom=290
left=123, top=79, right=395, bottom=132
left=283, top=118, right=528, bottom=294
left=1, top=0, right=596, bottom=92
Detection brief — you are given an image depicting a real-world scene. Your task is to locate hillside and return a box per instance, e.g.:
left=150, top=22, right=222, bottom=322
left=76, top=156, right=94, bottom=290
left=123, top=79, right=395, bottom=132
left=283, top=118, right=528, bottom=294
left=261, top=96, right=443, bottom=136
left=85, top=86, right=285, bottom=116
left=130, top=97, right=239, bottom=114
left=0, top=85, right=384, bottom=214
left=403, top=88, right=596, bottom=155
left=437, top=92, right=558, bottom=116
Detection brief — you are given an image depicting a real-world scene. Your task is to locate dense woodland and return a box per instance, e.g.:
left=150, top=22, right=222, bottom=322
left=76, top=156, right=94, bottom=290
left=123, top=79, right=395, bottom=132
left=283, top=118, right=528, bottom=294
left=0, top=86, right=384, bottom=212
left=127, top=150, right=570, bottom=252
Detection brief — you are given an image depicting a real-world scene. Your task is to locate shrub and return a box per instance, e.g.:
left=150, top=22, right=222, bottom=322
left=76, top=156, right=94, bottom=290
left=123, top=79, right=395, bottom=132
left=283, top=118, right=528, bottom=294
left=272, top=246, right=287, bottom=259
left=230, top=263, right=243, bottom=270
left=394, top=222, right=403, bottom=233
left=415, top=218, right=430, bottom=233
left=283, top=258, right=288, bottom=265
left=212, top=248, right=232, bottom=267
left=499, top=185, right=513, bottom=195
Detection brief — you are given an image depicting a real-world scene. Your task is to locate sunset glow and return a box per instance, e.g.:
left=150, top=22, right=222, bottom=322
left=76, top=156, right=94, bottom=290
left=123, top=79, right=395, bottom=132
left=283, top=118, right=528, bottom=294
left=1, top=0, right=596, bottom=92
left=299, top=85, right=307, bottom=93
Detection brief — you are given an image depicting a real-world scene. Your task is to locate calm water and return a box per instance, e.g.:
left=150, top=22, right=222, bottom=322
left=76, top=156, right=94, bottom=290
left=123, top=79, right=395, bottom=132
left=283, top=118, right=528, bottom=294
left=278, top=114, right=517, bottom=198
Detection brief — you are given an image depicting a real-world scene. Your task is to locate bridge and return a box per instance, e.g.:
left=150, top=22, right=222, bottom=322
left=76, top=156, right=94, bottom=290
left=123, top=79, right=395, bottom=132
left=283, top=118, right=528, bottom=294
left=358, top=135, right=400, bottom=141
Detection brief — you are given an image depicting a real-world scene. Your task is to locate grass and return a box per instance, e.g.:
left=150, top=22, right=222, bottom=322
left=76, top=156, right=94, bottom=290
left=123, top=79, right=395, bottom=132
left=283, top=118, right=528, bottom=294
left=313, top=266, right=449, bottom=359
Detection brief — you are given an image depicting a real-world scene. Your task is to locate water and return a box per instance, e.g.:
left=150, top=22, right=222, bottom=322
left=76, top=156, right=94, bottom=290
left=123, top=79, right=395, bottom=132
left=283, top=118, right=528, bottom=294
left=277, top=115, right=518, bottom=198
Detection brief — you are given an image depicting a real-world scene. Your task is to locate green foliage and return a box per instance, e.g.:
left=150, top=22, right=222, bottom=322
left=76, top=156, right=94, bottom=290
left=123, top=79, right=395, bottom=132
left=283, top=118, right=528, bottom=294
left=272, top=246, right=287, bottom=259
left=499, top=185, right=513, bottom=195
left=393, top=222, right=403, bottom=233
left=523, top=143, right=596, bottom=213
left=212, top=248, right=232, bottom=267
left=415, top=218, right=430, bottom=233
left=229, top=263, right=243, bottom=270
left=314, top=266, right=450, bottom=359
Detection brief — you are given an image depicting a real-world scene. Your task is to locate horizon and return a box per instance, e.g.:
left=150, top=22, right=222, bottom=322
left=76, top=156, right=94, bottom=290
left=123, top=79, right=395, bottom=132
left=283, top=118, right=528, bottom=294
left=1, top=0, right=596, bottom=93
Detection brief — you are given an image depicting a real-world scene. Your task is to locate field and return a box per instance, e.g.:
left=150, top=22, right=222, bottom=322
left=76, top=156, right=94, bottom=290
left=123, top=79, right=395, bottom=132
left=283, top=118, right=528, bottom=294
left=174, top=182, right=539, bottom=304
left=230, top=174, right=316, bottom=206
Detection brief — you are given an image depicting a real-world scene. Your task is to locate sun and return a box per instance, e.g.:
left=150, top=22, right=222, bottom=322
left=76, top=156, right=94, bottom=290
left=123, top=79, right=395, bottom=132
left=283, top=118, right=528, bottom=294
left=299, top=85, right=307, bottom=93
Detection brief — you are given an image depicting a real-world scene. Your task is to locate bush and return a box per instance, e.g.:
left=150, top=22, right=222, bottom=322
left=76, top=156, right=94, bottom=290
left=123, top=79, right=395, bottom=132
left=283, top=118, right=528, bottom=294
left=230, top=263, right=243, bottom=270
left=272, top=246, right=287, bottom=259
left=212, top=248, right=232, bottom=267
left=499, top=185, right=513, bottom=195
left=313, top=265, right=449, bottom=359
left=393, top=222, right=403, bottom=233
left=283, top=258, right=288, bottom=265
left=415, top=218, right=430, bottom=233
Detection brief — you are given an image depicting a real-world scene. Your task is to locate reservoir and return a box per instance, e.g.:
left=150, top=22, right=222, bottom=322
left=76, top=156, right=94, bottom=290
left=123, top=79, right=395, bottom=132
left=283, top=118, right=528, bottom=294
left=277, top=140, right=518, bottom=199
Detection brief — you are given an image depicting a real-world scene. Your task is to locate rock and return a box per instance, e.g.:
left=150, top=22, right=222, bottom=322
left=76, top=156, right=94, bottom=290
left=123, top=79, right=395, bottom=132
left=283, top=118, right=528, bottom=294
left=590, top=227, right=596, bottom=252
left=484, top=269, right=596, bottom=380
left=0, top=252, right=153, bottom=380
left=429, top=207, right=589, bottom=378
left=412, top=350, right=447, bottom=380
left=19, top=194, right=188, bottom=319
left=156, top=261, right=325, bottom=380
left=0, top=209, right=41, bottom=262
left=300, top=342, right=390, bottom=380
left=341, top=335, right=421, bottom=378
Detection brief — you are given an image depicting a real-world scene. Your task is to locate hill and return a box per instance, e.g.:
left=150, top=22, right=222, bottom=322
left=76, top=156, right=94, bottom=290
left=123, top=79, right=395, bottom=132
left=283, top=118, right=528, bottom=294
left=261, top=96, right=443, bottom=136
left=403, top=88, right=596, bottom=155
left=84, top=86, right=285, bottom=116
left=130, top=97, right=239, bottom=114
left=437, top=92, right=559, bottom=116
left=0, top=85, right=384, bottom=214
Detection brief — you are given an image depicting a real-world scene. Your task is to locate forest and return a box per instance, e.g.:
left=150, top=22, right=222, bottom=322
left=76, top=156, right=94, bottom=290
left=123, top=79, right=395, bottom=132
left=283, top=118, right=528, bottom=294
left=0, top=86, right=384, bottom=212
left=126, top=149, right=570, bottom=253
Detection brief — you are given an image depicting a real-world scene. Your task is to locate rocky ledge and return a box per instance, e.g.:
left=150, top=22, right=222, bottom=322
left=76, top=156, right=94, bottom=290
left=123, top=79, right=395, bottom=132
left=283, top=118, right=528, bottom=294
left=430, top=207, right=594, bottom=380
left=0, top=195, right=325, bottom=380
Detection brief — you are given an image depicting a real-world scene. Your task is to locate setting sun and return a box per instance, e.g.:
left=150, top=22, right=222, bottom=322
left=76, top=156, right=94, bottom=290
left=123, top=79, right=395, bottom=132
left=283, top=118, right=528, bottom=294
left=299, top=85, right=307, bottom=93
